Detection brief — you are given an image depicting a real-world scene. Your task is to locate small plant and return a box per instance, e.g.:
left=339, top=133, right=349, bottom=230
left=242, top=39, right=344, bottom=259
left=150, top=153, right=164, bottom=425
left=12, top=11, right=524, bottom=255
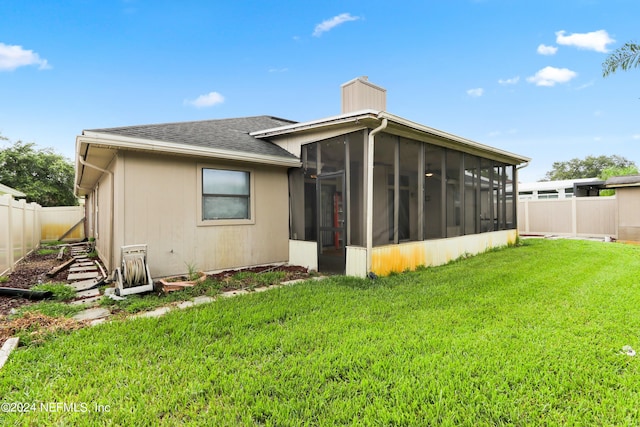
left=32, top=283, right=76, bottom=301
left=0, top=275, right=8, bottom=284
left=185, top=261, right=200, bottom=281
left=37, top=248, right=59, bottom=256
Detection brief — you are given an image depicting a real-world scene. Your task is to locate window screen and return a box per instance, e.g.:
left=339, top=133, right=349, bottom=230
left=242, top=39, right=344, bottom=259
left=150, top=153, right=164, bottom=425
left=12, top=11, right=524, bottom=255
left=202, top=169, right=250, bottom=220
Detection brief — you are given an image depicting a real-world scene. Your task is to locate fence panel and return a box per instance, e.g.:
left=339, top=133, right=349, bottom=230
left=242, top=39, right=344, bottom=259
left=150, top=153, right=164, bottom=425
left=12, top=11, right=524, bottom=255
left=0, top=196, right=9, bottom=275
left=0, top=195, right=42, bottom=276
left=518, top=196, right=617, bottom=238
left=40, top=206, right=85, bottom=242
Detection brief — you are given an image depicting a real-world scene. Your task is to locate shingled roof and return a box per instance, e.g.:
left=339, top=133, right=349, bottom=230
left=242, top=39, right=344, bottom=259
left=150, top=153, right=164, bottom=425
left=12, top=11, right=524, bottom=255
left=84, top=115, right=299, bottom=160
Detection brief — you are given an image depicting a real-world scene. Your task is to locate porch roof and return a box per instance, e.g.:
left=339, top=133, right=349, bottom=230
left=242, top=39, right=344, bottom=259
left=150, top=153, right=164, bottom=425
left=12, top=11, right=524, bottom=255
left=251, top=110, right=531, bottom=165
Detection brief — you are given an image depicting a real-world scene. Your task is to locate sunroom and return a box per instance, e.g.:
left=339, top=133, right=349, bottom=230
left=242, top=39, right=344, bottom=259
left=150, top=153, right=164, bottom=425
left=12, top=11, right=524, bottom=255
left=256, top=105, right=529, bottom=277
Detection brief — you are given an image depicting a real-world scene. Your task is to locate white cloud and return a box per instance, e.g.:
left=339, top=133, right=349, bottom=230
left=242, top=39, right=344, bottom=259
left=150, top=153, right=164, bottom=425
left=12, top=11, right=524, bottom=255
left=526, top=66, right=577, bottom=87
left=0, top=43, right=50, bottom=71
left=555, top=30, right=615, bottom=53
left=466, top=88, right=484, bottom=97
left=185, top=92, right=225, bottom=108
left=632, top=134, right=640, bottom=140
left=313, top=13, right=361, bottom=37
left=498, top=76, right=520, bottom=85
left=537, top=44, right=558, bottom=55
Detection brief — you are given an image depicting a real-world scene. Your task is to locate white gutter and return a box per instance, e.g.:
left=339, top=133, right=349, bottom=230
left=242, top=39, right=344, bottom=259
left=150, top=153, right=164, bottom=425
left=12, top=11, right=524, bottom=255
left=366, top=116, right=388, bottom=273
left=77, top=156, right=115, bottom=272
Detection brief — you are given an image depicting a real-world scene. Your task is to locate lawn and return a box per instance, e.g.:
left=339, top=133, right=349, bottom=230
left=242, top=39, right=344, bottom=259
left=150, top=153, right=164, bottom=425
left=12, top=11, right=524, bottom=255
left=1, top=239, right=640, bottom=425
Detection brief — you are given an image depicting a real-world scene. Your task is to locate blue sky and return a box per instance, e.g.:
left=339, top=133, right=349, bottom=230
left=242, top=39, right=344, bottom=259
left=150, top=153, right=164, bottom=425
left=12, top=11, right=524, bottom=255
left=1, top=0, right=638, bottom=182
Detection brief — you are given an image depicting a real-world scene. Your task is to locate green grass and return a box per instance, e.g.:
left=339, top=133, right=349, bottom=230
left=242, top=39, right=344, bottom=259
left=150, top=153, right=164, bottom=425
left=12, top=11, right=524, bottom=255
left=36, top=248, right=59, bottom=256
left=31, top=283, right=76, bottom=301
left=2, top=239, right=640, bottom=425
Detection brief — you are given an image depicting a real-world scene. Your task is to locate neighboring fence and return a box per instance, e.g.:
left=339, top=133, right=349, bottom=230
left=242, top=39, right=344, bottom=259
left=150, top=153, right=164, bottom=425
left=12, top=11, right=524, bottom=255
left=518, top=196, right=617, bottom=238
left=40, top=206, right=85, bottom=242
left=0, top=195, right=42, bottom=276
left=0, top=195, right=85, bottom=276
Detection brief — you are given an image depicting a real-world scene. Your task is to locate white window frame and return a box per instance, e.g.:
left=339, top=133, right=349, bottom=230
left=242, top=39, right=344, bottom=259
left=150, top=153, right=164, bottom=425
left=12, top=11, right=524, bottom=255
left=197, top=164, right=256, bottom=226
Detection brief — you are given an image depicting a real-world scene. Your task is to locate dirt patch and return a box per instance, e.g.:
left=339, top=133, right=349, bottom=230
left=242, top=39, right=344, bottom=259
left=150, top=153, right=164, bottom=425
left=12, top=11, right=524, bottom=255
left=0, top=312, right=85, bottom=347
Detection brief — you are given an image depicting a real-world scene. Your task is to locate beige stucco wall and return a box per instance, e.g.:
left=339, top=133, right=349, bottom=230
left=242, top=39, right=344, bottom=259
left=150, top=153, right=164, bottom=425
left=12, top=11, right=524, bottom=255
left=110, top=151, right=290, bottom=278
left=617, top=187, right=640, bottom=242
left=93, top=159, right=115, bottom=271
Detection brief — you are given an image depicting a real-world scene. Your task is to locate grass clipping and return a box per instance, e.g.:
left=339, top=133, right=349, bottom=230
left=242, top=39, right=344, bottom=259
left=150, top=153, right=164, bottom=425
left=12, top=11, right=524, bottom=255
left=0, top=312, right=85, bottom=346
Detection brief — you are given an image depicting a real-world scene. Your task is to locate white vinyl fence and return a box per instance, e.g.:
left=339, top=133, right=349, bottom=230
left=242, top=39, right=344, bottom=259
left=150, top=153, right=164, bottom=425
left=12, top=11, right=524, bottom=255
left=0, top=194, right=41, bottom=276
left=518, top=196, right=617, bottom=238
left=1, top=195, right=85, bottom=276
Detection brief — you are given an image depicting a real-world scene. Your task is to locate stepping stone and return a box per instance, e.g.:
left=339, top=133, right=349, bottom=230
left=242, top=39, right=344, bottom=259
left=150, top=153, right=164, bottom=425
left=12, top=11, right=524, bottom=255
left=177, top=301, right=194, bottom=309
left=69, top=264, right=98, bottom=273
left=193, top=296, right=215, bottom=305
left=70, top=295, right=102, bottom=305
left=132, top=307, right=171, bottom=319
left=69, top=278, right=102, bottom=291
left=72, top=307, right=110, bottom=321
left=67, top=271, right=100, bottom=281
left=69, top=266, right=97, bottom=273
left=76, top=288, right=101, bottom=298
left=74, top=262, right=95, bottom=267
left=0, top=337, right=20, bottom=370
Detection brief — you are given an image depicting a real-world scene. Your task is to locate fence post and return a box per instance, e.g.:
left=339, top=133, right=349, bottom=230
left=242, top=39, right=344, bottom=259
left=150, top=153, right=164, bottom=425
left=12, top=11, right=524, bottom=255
left=17, top=199, right=27, bottom=263
left=571, top=197, right=577, bottom=237
left=6, top=194, right=14, bottom=272
left=33, top=203, right=40, bottom=250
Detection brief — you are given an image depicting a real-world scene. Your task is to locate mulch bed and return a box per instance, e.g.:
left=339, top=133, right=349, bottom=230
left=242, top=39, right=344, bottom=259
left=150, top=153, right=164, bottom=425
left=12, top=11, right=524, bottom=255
left=0, top=251, right=71, bottom=316
left=207, top=264, right=311, bottom=292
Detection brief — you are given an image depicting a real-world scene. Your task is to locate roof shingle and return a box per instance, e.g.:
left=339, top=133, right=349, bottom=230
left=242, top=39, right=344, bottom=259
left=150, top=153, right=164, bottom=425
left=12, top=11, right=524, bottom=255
left=85, top=116, right=299, bottom=159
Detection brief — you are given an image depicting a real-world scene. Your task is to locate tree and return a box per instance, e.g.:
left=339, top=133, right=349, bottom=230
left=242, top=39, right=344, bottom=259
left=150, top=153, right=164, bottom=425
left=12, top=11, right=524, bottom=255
left=598, top=165, right=639, bottom=196
left=603, top=41, right=640, bottom=77
left=0, top=138, right=77, bottom=207
left=542, top=155, right=636, bottom=181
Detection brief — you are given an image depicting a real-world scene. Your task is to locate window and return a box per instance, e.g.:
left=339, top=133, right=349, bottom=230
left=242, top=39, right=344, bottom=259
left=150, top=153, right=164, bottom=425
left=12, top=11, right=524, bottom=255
left=202, top=168, right=250, bottom=220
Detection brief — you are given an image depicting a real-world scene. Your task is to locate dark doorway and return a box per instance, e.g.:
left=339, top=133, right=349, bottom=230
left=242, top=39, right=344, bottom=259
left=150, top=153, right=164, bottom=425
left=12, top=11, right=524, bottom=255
left=317, top=172, right=346, bottom=274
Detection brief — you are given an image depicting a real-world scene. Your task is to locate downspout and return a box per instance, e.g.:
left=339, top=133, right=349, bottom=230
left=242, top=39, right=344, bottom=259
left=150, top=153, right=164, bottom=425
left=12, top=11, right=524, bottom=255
left=515, top=161, right=530, bottom=237
left=366, top=116, right=388, bottom=275
left=77, top=156, right=115, bottom=272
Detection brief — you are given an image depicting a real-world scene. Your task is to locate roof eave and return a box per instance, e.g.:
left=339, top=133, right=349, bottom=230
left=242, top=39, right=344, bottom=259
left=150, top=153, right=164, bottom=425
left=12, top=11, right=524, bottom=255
left=79, top=132, right=301, bottom=167
left=74, top=133, right=301, bottom=196
left=251, top=109, right=530, bottom=165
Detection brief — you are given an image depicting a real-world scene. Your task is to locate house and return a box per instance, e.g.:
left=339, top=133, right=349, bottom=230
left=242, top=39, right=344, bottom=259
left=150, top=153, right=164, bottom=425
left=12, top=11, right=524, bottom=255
left=0, top=183, right=26, bottom=198
left=74, top=77, right=530, bottom=278
left=604, top=174, right=640, bottom=242
left=518, top=178, right=605, bottom=200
